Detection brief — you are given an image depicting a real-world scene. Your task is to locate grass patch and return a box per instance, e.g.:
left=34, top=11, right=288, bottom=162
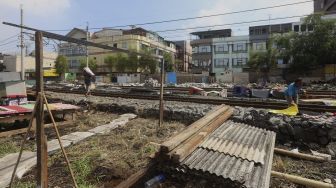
left=0, top=140, right=20, bottom=157
left=13, top=181, right=35, bottom=188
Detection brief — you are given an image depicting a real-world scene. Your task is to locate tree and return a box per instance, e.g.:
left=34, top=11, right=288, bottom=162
left=175, top=59, right=184, bottom=71
left=104, top=55, right=116, bottom=72
left=139, top=50, right=157, bottom=74
left=126, top=51, right=139, bottom=72
left=79, top=58, right=97, bottom=72
left=248, top=42, right=277, bottom=82
left=55, top=55, right=68, bottom=75
left=104, top=53, right=128, bottom=72
left=273, top=14, right=336, bottom=75
left=163, top=52, right=175, bottom=72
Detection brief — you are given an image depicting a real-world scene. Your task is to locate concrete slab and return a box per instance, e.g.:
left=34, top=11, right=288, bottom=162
left=120, top=113, right=137, bottom=120
left=0, top=152, right=36, bottom=188
left=61, top=132, right=94, bottom=144
left=47, top=139, right=72, bottom=154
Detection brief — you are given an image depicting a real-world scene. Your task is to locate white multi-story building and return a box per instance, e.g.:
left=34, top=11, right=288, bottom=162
left=212, top=36, right=250, bottom=82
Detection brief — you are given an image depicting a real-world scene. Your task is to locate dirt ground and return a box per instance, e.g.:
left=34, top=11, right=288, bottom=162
left=2, top=110, right=335, bottom=188
left=0, top=111, right=119, bottom=158
left=12, top=115, right=185, bottom=188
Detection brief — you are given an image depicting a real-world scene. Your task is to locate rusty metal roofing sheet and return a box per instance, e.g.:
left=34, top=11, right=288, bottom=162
left=179, top=121, right=276, bottom=188
left=200, top=121, right=270, bottom=164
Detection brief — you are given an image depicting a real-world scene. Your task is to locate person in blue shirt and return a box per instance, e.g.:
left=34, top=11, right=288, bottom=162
left=284, top=78, right=303, bottom=106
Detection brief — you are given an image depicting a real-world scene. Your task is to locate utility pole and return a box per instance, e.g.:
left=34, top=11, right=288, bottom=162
left=86, top=22, right=89, bottom=68
left=35, top=31, right=48, bottom=187
left=159, top=58, right=165, bottom=128
left=20, top=4, right=25, bottom=80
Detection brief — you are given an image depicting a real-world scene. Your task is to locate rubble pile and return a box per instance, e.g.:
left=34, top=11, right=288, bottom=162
left=47, top=92, right=335, bottom=145
left=232, top=107, right=336, bottom=145
left=47, top=92, right=213, bottom=124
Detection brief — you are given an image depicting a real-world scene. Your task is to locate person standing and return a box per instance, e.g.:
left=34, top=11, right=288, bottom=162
left=83, top=67, right=95, bottom=96
left=284, top=78, right=303, bottom=106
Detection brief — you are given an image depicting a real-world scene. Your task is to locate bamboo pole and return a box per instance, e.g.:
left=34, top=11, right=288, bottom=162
left=271, top=171, right=334, bottom=188
left=42, top=93, right=78, bottom=188
left=9, top=94, right=40, bottom=187
left=274, top=148, right=327, bottom=162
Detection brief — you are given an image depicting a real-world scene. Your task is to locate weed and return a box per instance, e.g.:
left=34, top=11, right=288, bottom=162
left=0, top=141, right=19, bottom=157
left=13, top=181, right=35, bottom=188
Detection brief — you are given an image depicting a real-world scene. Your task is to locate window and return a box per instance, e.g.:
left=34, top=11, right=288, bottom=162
left=255, top=43, right=265, bottom=50
left=122, top=42, right=128, bottom=49
left=192, top=47, right=198, bottom=53
left=301, top=25, right=307, bottom=32
left=233, top=43, right=247, bottom=52
left=262, top=28, right=267, bottom=34
left=199, top=45, right=211, bottom=53
left=249, top=29, right=254, bottom=35
left=70, top=59, right=80, bottom=68
left=192, top=60, right=199, bottom=66
left=294, top=25, right=300, bottom=32
left=232, top=58, right=247, bottom=67
left=308, top=24, right=314, bottom=31
left=215, top=44, right=229, bottom=53
left=214, top=58, right=229, bottom=68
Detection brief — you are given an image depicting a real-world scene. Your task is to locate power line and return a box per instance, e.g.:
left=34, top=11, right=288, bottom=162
left=0, top=33, right=19, bottom=43
left=44, top=0, right=312, bottom=32
left=93, top=0, right=313, bottom=29
left=0, top=39, right=18, bottom=47
left=154, top=14, right=307, bottom=33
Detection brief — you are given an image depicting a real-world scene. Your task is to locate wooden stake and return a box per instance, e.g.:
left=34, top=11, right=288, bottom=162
left=158, top=59, right=164, bottom=129
left=35, top=31, right=48, bottom=187
left=274, top=148, right=327, bottom=162
left=271, top=171, right=334, bottom=188
left=9, top=95, right=40, bottom=187
left=42, top=93, right=78, bottom=188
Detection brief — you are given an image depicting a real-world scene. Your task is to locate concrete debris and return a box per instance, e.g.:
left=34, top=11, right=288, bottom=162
left=326, top=142, right=336, bottom=157
left=48, top=92, right=213, bottom=124
left=232, top=107, right=336, bottom=145
left=0, top=152, right=36, bottom=188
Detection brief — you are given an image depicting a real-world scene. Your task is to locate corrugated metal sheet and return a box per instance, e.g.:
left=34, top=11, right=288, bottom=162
left=200, top=121, right=269, bottom=164
left=178, top=121, right=276, bottom=188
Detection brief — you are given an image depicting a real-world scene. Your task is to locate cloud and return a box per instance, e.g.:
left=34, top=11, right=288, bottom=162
left=0, top=0, right=71, bottom=16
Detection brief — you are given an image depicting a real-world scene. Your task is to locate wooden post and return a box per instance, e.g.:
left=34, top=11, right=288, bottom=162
left=35, top=31, right=48, bottom=187
left=159, top=59, right=164, bottom=128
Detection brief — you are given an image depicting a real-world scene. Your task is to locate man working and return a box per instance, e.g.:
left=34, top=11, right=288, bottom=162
left=83, top=67, right=95, bottom=96
left=284, top=78, right=303, bottom=106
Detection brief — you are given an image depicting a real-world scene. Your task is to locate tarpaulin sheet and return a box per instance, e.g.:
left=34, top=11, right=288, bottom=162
left=269, top=104, right=299, bottom=116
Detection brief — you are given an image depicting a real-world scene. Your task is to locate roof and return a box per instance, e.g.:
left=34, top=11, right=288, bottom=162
left=190, top=29, right=232, bottom=36
left=65, top=28, right=87, bottom=38
left=175, top=121, right=276, bottom=188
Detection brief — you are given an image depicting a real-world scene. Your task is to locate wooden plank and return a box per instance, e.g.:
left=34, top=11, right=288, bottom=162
left=0, top=114, right=31, bottom=123
left=171, top=108, right=233, bottom=162
left=274, top=148, right=327, bottom=162
left=271, top=171, right=334, bottom=188
left=160, top=105, right=228, bottom=152
left=0, top=120, right=74, bottom=138
left=115, top=166, right=151, bottom=188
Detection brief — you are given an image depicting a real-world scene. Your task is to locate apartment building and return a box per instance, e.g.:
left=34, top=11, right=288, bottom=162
left=190, top=29, right=231, bottom=73
left=89, top=27, right=176, bottom=73
left=3, top=51, right=58, bottom=79
left=174, top=40, right=192, bottom=72
left=212, top=36, right=250, bottom=82
left=58, top=28, right=87, bottom=73
left=59, top=27, right=176, bottom=74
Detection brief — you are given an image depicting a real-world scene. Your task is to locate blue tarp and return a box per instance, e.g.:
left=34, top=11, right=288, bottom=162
left=166, top=72, right=177, bottom=84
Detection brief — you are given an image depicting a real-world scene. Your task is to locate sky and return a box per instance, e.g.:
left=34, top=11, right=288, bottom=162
left=0, top=0, right=313, bottom=54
